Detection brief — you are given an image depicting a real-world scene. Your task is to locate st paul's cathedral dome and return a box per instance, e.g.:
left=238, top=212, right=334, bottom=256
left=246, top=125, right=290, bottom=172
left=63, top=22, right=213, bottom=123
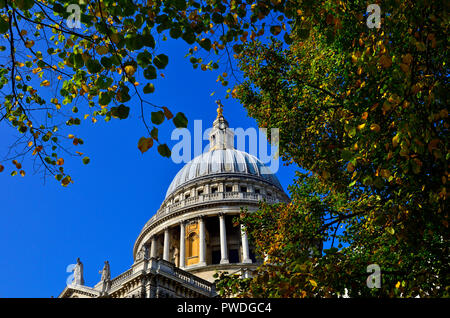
left=59, top=104, right=289, bottom=298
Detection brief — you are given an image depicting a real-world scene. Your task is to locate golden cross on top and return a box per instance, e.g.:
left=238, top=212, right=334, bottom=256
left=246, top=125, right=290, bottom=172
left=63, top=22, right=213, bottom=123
left=215, top=100, right=223, bottom=118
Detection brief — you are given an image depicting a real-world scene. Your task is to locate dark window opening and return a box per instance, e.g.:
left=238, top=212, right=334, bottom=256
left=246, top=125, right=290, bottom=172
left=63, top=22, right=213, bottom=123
left=240, top=186, right=247, bottom=193
left=211, top=187, right=218, bottom=194
left=249, top=249, right=257, bottom=263
left=254, top=188, right=260, bottom=194
left=211, top=250, right=221, bottom=265
left=197, top=189, right=203, bottom=196
left=185, top=193, right=190, bottom=199
left=226, top=186, right=233, bottom=192
left=229, top=249, right=239, bottom=263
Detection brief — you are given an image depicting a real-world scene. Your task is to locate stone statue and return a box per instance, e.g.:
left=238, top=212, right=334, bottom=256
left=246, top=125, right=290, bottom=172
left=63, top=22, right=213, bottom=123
left=172, top=246, right=179, bottom=267
left=136, top=245, right=147, bottom=261
left=99, top=260, right=110, bottom=281
left=73, top=257, right=84, bottom=286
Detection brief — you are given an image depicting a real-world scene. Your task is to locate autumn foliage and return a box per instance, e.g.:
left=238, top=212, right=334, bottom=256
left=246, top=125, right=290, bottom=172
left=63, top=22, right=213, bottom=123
left=216, top=0, right=448, bottom=297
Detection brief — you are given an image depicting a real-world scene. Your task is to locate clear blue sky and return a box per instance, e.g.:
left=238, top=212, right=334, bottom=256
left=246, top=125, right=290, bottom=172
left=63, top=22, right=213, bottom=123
left=0, top=37, right=298, bottom=297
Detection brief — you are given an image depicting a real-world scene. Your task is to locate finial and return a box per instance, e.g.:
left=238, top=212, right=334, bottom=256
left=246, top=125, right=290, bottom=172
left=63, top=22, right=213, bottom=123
left=215, top=99, right=223, bottom=118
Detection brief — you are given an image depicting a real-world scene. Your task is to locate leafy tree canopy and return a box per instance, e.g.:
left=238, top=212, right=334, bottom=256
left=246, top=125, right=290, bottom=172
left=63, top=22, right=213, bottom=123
left=215, top=0, right=448, bottom=297
left=0, top=0, right=295, bottom=184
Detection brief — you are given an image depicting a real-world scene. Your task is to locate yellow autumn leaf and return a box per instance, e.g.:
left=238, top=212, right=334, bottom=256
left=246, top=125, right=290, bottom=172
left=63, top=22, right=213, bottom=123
left=309, top=280, right=318, bottom=287
left=370, top=123, right=380, bottom=132
left=392, top=134, right=400, bottom=148
left=25, top=40, right=35, bottom=48
left=124, top=65, right=136, bottom=77
left=41, top=80, right=50, bottom=87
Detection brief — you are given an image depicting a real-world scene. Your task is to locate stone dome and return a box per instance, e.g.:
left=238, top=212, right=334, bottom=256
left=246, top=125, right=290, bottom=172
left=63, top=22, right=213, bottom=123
left=133, top=104, right=289, bottom=284
left=165, top=149, right=283, bottom=199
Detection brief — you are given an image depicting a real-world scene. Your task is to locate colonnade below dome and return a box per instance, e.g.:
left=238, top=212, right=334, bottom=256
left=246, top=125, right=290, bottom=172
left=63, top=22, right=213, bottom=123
left=135, top=213, right=258, bottom=281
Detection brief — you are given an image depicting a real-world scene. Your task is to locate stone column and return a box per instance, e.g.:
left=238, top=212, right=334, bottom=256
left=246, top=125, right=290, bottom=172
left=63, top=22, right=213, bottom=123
left=241, top=224, right=252, bottom=263
left=163, top=228, right=170, bottom=261
left=219, top=213, right=229, bottom=264
left=198, top=216, right=206, bottom=266
left=150, top=236, right=157, bottom=258
left=179, top=221, right=186, bottom=268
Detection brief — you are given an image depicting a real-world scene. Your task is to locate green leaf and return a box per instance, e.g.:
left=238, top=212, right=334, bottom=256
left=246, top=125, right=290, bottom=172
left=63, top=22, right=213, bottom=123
left=86, top=59, right=102, bottom=73
left=82, top=157, right=90, bottom=164
left=16, top=0, right=34, bottom=11
left=101, top=57, right=112, bottom=68
left=270, top=26, right=282, bottom=36
left=137, top=51, right=152, bottom=68
left=99, top=92, right=111, bottom=106
left=0, top=17, right=8, bottom=34
left=150, top=127, right=158, bottom=140
left=143, top=66, right=157, bottom=80
left=341, top=149, right=353, bottom=161
left=157, top=144, right=171, bottom=158
left=297, top=28, right=310, bottom=40
left=142, top=28, right=155, bottom=48
left=199, top=38, right=212, bottom=51
left=151, top=111, right=165, bottom=125
left=173, top=0, right=187, bottom=10
left=284, top=33, right=293, bottom=44
left=182, top=32, right=196, bottom=45
left=111, top=104, right=130, bottom=119
left=169, top=27, right=182, bottom=39
left=173, top=112, right=188, bottom=128
left=117, top=86, right=131, bottom=103
left=153, top=54, right=169, bottom=69
left=143, top=83, right=155, bottom=94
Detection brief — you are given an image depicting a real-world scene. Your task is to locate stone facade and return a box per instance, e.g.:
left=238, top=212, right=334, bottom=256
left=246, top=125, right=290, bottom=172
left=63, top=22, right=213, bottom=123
left=59, top=258, right=214, bottom=298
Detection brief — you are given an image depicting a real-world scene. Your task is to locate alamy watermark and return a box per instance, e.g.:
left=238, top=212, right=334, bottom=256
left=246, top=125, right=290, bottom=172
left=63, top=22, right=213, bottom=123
left=367, top=4, right=381, bottom=29
left=170, top=120, right=280, bottom=174
left=366, top=264, right=381, bottom=288
left=66, top=4, right=81, bottom=29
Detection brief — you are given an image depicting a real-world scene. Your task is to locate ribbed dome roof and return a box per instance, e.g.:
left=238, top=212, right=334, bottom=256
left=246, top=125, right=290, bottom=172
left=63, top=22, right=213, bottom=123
left=165, top=149, right=282, bottom=199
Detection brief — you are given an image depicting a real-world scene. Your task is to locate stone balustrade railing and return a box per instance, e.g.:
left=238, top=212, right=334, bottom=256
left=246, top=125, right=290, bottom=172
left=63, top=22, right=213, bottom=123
left=158, top=259, right=214, bottom=293
left=110, top=268, right=133, bottom=288
left=147, top=191, right=280, bottom=225
left=108, top=258, right=214, bottom=296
